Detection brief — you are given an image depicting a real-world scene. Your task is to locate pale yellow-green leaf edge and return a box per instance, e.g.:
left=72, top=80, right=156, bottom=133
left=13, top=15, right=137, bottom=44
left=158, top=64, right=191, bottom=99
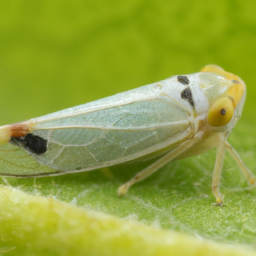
left=0, top=185, right=254, bottom=256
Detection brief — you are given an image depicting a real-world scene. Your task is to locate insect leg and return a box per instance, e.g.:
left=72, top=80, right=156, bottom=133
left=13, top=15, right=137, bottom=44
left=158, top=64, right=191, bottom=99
left=212, top=143, right=226, bottom=206
left=118, top=131, right=204, bottom=197
left=225, top=141, right=256, bottom=186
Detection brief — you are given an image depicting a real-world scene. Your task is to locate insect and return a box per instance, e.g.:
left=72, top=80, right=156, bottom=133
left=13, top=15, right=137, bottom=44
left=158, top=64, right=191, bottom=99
left=0, top=65, right=254, bottom=205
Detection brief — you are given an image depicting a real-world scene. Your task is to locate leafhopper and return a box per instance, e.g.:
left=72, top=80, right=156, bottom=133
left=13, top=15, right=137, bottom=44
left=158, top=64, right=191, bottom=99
left=0, top=65, right=254, bottom=205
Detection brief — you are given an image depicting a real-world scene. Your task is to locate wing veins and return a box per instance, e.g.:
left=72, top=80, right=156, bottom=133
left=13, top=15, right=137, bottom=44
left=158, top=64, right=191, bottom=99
left=0, top=155, right=33, bottom=169
left=34, top=91, right=191, bottom=125
left=51, top=147, right=64, bottom=164
left=34, top=121, right=190, bottom=132
left=160, top=92, right=192, bottom=115
left=35, top=95, right=160, bottom=123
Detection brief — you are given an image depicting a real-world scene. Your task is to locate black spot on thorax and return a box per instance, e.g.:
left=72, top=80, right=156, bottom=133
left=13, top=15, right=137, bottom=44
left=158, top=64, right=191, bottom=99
left=177, top=75, right=189, bottom=85
left=181, top=87, right=194, bottom=108
left=10, top=133, right=47, bottom=154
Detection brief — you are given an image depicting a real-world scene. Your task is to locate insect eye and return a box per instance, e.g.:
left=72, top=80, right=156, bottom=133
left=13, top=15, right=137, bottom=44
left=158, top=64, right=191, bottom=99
left=208, top=97, right=234, bottom=127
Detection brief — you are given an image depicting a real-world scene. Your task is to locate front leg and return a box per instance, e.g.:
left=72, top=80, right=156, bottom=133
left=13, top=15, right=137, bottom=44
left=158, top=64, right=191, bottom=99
left=212, top=142, right=226, bottom=206
left=225, top=141, right=255, bottom=186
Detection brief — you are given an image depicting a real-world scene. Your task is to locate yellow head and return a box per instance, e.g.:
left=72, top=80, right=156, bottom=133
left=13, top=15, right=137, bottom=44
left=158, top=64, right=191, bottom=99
left=200, top=65, right=246, bottom=129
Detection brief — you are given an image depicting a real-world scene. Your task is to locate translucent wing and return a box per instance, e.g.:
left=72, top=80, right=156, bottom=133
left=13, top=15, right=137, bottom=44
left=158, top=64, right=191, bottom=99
left=0, top=76, right=197, bottom=176
left=0, top=143, right=58, bottom=176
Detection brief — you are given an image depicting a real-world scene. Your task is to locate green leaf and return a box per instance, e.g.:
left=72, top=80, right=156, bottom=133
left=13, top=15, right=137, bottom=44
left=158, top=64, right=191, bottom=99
left=0, top=185, right=255, bottom=256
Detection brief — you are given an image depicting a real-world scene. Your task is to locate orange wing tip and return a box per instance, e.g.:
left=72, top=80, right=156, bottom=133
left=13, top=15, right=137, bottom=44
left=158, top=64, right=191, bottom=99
left=0, top=122, right=34, bottom=145
left=10, top=122, right=33, bottom=137
left=201, top=65, right=245, bottom=107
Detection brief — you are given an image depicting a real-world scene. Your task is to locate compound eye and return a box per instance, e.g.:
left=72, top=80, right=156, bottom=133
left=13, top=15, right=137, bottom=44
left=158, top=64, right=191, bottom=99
left=208, top=97, right=234, bottom=127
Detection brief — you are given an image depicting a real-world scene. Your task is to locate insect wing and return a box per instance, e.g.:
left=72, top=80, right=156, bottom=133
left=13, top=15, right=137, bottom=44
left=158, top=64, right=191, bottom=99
left=0, top=143, right=58, bottom=176
left=1, top=77, right=195, bottom=176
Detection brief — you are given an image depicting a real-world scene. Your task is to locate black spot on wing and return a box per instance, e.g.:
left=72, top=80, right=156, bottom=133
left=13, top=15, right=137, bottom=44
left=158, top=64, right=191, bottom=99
left=177, top=75, right=189, bottom=85
left=10, top=134, right=47, bottom=154
left=181, top=87, right=194, bottom=108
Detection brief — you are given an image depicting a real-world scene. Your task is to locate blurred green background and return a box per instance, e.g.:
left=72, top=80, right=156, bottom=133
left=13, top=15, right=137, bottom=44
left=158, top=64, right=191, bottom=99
left=1, top=0, right=256, bottom=125
left=1, top=0, right=256, bottom=254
